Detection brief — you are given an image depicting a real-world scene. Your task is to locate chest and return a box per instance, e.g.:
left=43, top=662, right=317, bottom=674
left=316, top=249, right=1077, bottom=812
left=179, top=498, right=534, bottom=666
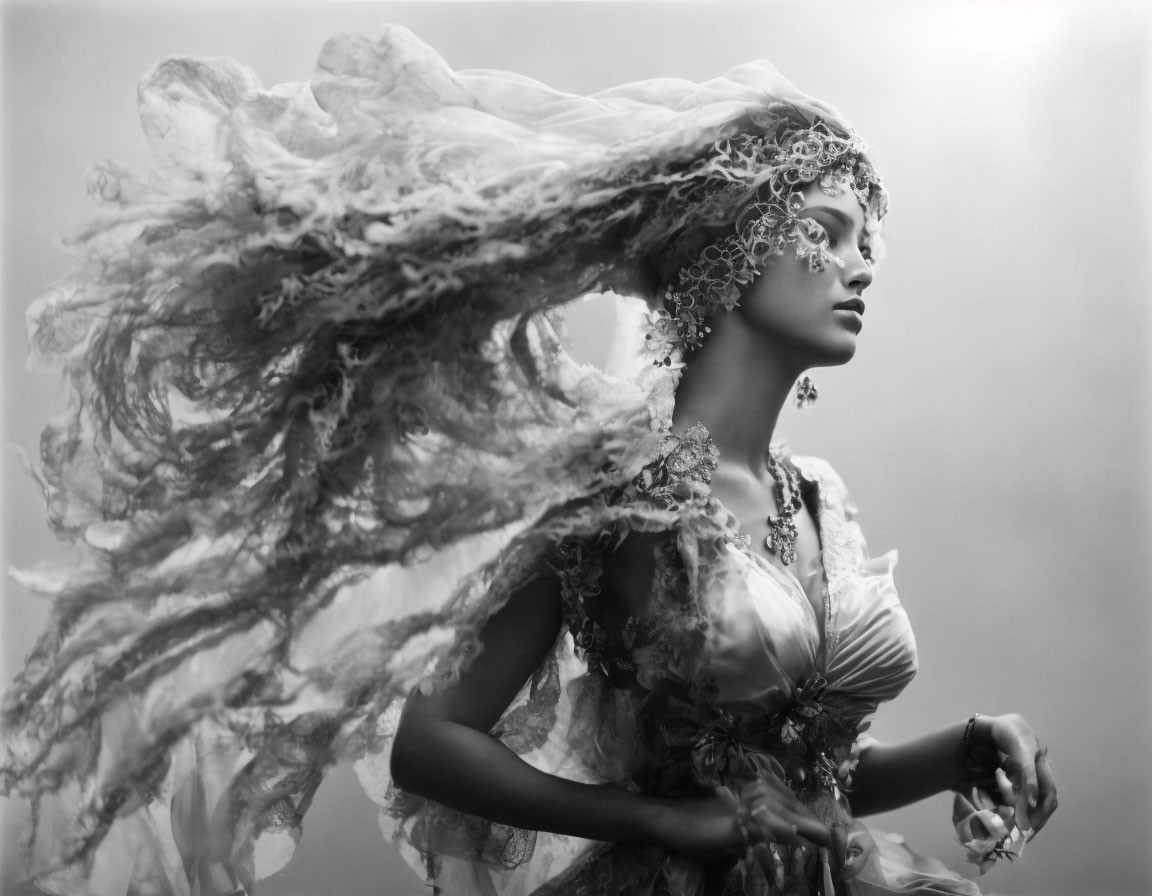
left=708, top=468, right=827, bottom=620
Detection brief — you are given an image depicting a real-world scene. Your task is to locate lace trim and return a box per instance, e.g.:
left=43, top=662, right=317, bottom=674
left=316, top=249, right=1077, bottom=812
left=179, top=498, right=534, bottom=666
left=546, top=423, right=721, bottom=686
left=792, top=455, right=868, bottom=661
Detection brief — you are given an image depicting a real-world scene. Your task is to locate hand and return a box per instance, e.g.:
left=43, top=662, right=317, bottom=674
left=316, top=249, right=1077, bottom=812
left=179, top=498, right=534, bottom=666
left=645, top=777, right=830, bottom=866
left=736, top=776, right=833, bottom=888
left=739, top=775, right=832, bottom=851
left=971, top=713, right=1058, bottom=838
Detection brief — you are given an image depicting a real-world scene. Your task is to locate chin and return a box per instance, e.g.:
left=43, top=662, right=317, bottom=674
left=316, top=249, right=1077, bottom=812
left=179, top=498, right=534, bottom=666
left=809, top=336, right=859, bottom=368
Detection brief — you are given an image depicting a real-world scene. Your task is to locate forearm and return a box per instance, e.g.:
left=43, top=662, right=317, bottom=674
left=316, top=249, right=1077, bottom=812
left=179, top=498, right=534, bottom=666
left=391, top=715, right=660, bottom=843
left=848, top=719, right=976, bottom=816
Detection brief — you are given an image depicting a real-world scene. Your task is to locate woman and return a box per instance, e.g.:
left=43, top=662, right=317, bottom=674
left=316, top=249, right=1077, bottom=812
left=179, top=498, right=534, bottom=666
left=2, top=24, right=1055, bottom=896
left=388, top=170, right=1059, bottom=893
left=381, top=81, right=1056, bottom=896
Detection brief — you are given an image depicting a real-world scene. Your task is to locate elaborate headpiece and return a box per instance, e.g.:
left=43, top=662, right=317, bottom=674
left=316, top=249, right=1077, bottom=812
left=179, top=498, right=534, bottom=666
left=645, top=119, right=886, bottom=366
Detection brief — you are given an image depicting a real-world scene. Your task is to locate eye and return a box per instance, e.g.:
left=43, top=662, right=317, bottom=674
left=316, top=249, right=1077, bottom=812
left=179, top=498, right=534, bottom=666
left=797, top=217, right=832, bottom=245
left=860, top=245, right=873, bottom=264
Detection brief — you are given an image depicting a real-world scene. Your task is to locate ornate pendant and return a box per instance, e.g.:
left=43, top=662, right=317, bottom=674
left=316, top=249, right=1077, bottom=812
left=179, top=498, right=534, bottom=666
left=765, top=452, right=802, bottom=566
left=765, top=517, right=799, bottom=566
left=795, top=375, right=818, bottom=410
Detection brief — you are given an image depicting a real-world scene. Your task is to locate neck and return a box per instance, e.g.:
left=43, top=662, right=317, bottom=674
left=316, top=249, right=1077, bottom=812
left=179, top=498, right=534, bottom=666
left=670, top=309, right=806, bottom=478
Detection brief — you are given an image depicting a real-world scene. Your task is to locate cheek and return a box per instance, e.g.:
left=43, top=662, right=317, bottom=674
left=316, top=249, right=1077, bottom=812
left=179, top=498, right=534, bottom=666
left=737, top=262, right=858, bottom=364
left=741, top=263, right=828, bottom=333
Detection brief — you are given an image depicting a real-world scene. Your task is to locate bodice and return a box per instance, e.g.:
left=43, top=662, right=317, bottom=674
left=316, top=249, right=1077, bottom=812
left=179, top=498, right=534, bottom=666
left=707, top=452, right=917, bottom=722
left=547, top=426, right=918, bottom=800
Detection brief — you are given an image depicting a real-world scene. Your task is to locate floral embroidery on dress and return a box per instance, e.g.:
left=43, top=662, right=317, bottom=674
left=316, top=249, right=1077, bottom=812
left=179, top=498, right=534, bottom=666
left=547, top=422, right=724, bottom=691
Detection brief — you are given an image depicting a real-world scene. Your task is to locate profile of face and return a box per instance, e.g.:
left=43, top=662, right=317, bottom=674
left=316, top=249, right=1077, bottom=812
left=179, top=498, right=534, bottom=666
left=737, top=178, right=876, bottom=368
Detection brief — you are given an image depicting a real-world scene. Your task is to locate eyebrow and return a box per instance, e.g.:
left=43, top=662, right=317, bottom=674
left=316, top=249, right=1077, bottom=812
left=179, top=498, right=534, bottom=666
left=802, top=205, right=859, bottom=230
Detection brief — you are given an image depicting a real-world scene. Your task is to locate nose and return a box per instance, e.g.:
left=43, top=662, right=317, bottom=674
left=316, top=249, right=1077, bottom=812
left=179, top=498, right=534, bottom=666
left=845, top=249, right=873, bottom=292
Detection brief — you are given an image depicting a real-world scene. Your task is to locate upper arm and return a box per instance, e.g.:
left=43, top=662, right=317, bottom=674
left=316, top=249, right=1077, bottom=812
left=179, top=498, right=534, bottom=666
left=593, top=528, right=657, bottom=627
left=398, top=572, right=563, bottom=735
left=397, top=525, right=659, bottom=747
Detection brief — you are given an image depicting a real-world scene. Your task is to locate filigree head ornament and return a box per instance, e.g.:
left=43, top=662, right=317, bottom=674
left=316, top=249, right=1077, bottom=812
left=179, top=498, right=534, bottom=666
left=645, top=115, right=887, bottom=365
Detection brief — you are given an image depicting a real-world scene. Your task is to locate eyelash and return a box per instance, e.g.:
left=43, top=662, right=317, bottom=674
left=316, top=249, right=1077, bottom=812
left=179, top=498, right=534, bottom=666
left=809, top=220, right=872, bottom=262
left=800, top=217, right=872, bottom=263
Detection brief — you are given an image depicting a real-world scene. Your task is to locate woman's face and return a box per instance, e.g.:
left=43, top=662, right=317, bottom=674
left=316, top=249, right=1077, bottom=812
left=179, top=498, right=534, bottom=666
left=738, top=178, right=876, bottom=368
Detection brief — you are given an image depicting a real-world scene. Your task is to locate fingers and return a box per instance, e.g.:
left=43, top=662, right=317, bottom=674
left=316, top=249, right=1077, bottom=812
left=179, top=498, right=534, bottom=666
left=792, top=815, right=833, bottom=848
left=743, top=777, right=832, bottom=848
left=989, top=714, right=1056, bottom=838
left=790, top=843, right=807, bottom=880
left=1029, top=749, right=1058, bottom=838
left=766, top=843, right=787, bottom=890
left=1003, top=751, right=1039, bottom=833
left=993, top=718, right=1040, bottom=834
left=748, top=802, right=830, bottom=849
left=994, top=766, right=1015, bottom=810
left=756, top=842, right=812, bottom=891
left=749, top=839, right=779, bottom=888
left=962, top=768, right=1000, bottom=792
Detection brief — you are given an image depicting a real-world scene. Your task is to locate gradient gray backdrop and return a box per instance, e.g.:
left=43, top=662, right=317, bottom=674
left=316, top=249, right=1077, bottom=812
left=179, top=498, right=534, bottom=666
left=3, top=3, right=1150, bottom=895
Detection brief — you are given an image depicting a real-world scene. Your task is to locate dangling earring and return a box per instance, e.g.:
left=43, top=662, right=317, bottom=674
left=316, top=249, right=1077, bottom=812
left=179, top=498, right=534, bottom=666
left=795, top=375, right=818, bottom=410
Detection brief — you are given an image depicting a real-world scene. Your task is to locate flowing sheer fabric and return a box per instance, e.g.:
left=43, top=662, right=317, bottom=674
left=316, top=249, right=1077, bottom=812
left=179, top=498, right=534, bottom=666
left=4, top=25, right=986, bottom=896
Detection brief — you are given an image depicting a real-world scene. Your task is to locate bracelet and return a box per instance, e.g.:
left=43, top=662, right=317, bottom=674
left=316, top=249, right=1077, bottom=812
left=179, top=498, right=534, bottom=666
left=962, top=713, right=982, bottom=761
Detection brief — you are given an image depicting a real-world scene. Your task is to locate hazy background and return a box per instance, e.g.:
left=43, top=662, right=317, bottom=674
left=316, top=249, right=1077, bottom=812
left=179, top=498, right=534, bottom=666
left=2, top=2, right=1149, bottom=895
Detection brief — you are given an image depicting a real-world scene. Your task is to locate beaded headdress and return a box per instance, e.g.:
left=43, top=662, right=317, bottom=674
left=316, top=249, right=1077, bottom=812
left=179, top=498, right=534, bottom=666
left=645, top=116, right=887, bottom=366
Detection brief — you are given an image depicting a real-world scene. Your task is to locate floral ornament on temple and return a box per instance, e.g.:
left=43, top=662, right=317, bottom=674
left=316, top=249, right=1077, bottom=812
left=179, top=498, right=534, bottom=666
left=645, top=193, right=804, bottom=365
left=645, top=119, right=886, bottom=366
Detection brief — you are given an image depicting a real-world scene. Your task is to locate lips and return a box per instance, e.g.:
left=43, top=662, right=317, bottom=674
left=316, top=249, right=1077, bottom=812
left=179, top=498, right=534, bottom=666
left=834, top=297, right=866, bottom=315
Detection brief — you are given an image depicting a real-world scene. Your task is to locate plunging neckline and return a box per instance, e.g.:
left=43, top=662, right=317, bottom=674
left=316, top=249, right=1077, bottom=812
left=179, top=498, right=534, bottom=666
left=707, top=452, right=833, bottom=671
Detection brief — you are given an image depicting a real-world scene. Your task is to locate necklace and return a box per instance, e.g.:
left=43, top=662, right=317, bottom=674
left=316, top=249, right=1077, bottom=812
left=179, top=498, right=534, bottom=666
left=765, top=452, right=803, bottom=566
